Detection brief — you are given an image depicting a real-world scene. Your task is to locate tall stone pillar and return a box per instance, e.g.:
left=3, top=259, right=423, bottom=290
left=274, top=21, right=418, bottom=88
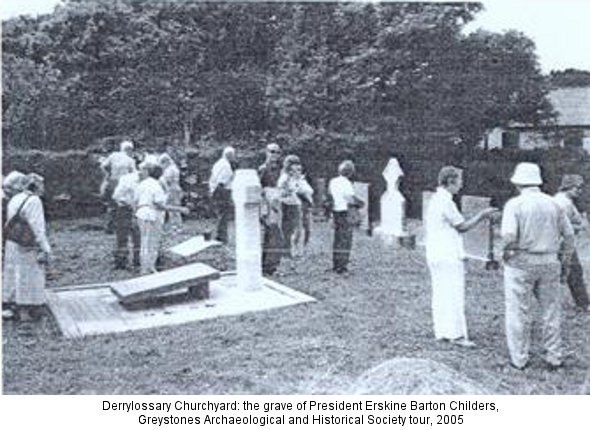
left=232, top=169, right=263, bottom=290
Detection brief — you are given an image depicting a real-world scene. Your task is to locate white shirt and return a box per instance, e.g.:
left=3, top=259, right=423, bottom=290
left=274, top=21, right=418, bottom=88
left=209, top=158, right=233, bottom=194
left=425, top=187, right=465, bottom=263
left=135, top=177, right=166, bottom=222
left=329, top=175, right=355, bottom=212
left=101, top=152, right=136, bottom=181
left=502, top=187, right=572, bottom=255
left=112, top=172, right=140, bottom=207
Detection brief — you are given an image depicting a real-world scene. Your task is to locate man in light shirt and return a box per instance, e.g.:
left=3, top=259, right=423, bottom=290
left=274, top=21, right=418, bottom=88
left=100, top=140, right=137, bottom=233
left=553, top=174, right=589, bottom=311
left=209, top=147, right=236, bottom=243
left=425, top=166, right=497, bottom=348
left=328, top=160, right=363, bottom=274
left=501, top=162, right=574, bottom=370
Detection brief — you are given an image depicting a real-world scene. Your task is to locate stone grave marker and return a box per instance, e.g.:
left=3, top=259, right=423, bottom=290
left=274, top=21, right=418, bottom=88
left=232, top=169, right=263, bottom=290
left=353, top=181, right=370, bottom=233
left=375, top=158, right=411, bottom=244
left=421, top=190, right=435, bottom=220
left=169, top=235, right=221, bottom=258
left=461, top=195, right=492, bottom=261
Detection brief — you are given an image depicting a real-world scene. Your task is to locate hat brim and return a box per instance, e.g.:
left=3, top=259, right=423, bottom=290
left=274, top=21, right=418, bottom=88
left=510, top=177, right=542, bottom=186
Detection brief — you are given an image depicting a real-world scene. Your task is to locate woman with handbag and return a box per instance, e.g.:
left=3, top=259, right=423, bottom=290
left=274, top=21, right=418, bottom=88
left=2, top=173, right=51, bottom=321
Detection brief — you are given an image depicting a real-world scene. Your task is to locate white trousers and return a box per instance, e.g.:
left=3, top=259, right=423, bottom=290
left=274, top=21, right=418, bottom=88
left=504, top=262, right=563, bottom=367
left=428, top=260, right=467, bottom=340
left=137, top=218, right=163, bottom=275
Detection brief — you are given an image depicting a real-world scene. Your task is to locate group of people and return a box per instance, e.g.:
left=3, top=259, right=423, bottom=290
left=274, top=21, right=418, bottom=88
left=208, top=142, right=365, bottom=276
left=425, top=162, right=588, bottom=370
left=100, top=141, right=188, bottom=274
left=208, top=143, right=317, bottom=275
left=4, top=140, right=587, bottom=373
left=2, top=141, right=190, bottom=321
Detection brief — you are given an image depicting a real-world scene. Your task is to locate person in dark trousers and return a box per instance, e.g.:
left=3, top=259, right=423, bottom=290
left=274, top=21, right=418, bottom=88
left=258, top=143, right=283, bottom=275
left=553, top=174, right=590, bottom=311
left=112, top=169, right=142, bottom=270
left=328, top=160, right=364, bottom=274
left=208, top=147, right=236, bottom=244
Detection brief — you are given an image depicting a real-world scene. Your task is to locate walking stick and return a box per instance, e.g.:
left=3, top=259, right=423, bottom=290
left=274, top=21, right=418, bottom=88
left=485, top=216, right=500, bottom=271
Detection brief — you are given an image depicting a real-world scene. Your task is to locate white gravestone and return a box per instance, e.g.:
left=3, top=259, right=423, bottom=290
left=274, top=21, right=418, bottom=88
left=353, top=181, right=370, bottom=232
left=422, top=191, right=435, bottom=220
left=417, top=190, right=436, bottom=246
left=375, top=158, right=407, bottom=242
left=461, top=195, right=491, bottom=261
left=232, top=169, right=263, bottom=290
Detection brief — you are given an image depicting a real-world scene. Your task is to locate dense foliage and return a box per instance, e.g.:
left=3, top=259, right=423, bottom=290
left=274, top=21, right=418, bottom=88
left=550, top=69, right=590, bottom=88
left=3, top=0, right=554, bottom=151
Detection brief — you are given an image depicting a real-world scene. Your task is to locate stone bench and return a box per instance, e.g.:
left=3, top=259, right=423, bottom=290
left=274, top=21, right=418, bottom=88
left=110, top=262, right=220, bottom=306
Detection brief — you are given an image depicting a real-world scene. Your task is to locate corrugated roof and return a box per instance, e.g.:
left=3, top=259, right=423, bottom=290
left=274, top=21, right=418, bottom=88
left=548, top=87, right=590, bottom=126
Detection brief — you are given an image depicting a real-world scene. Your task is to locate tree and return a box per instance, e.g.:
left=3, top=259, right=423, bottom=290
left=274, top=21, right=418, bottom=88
left=550, top=69, right=590, bottom=88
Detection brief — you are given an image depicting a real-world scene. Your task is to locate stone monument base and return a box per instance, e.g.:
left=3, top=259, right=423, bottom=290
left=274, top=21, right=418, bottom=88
left=47, top=273, right=315, bottom=338
left=374, top=227, right=416, bottom=249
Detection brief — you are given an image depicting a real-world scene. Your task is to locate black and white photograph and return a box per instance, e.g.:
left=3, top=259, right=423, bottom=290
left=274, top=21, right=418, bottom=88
left=1, top=0, right=589, bottom=399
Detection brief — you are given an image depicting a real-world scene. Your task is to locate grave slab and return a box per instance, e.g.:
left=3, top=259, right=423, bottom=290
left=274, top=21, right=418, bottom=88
left=168, top=235, right=221, bottom=257
left=46, top=274, right=316, bottom=338
left=110, top=262, right=220, bottom=304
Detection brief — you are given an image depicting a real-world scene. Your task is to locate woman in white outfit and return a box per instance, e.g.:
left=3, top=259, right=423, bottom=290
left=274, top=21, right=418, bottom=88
left=3, top=173, right=52, bottom=321
left=425, top=166, right=497, bottom=347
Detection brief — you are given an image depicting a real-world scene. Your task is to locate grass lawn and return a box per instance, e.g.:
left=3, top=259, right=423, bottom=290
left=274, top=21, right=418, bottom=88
left=2, top=217, right=589, bottom=394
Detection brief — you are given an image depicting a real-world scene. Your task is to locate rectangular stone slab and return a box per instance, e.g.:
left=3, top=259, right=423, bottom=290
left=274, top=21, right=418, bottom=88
left=110, top=262, right=220, bottom=304
left=353, top=181, right=370, bottom=232
left=168, top=235, right=221, bottom=257
left=461, top=195, right=492, bottom=260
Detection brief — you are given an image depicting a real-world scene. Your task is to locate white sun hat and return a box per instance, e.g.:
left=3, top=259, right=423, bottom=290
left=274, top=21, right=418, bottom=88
left=510, top=162, right=543, bottom=186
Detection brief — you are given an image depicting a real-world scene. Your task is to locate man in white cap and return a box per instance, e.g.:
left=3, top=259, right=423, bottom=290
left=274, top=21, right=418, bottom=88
left=100, top=140, right=137, bottom=233
left=501, top=162, right=574, bottom=370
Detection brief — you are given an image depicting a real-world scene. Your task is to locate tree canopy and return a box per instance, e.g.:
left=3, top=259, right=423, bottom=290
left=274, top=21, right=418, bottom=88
left=2, top=0, right=554, bottom=151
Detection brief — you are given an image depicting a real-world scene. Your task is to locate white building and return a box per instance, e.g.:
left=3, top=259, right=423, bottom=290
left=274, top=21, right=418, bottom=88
left=483, top=87, right=590, bottom=151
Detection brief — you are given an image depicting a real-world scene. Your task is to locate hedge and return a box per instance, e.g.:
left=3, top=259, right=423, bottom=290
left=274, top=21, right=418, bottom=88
left=4, top=140, right=590, bottom=221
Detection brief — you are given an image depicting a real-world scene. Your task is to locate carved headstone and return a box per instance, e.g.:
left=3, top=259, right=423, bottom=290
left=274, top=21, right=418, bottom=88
left=375, top=158, right=408, bottom=242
